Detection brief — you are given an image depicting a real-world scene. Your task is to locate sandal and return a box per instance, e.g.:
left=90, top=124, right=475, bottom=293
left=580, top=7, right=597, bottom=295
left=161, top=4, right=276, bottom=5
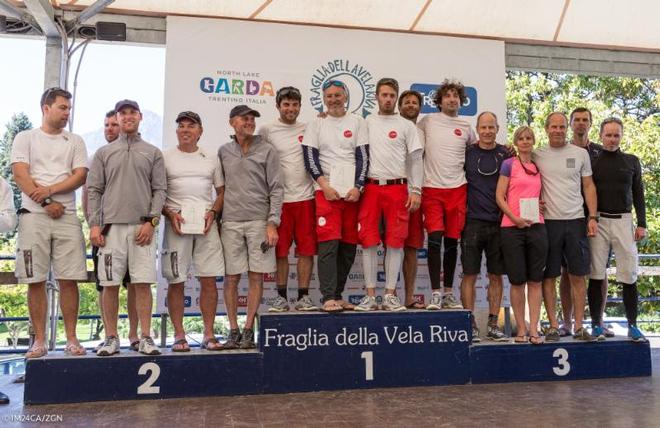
left=322, top=300, right=343, bottom=313
left=514, top=335, right=528, bottom=343
left=64, top=342, right=87, bottom=356
left=201, top=337, right=223, bottom=351
left=129, top=340, right=140, bottom=352
left=172, top=338, right=191, bottom=352
left=336, top=300, right=355, bottom=311
left=529, top=335, right=544, bottom=345
left=25, top=344, right=48, bottom=359
left=406, top=301, right=426, bottom=309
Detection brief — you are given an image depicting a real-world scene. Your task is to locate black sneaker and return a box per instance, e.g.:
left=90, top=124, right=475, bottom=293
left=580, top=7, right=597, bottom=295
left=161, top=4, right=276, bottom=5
left=545, top=327, right=561, bottom=342
left=223, top=329, right=242, bottom=349
left=239, top=328, right=256, bottom=349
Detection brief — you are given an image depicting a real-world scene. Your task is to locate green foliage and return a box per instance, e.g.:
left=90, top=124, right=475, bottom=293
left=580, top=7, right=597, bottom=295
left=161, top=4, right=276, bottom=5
left=0, top=113, right=32, bottom=229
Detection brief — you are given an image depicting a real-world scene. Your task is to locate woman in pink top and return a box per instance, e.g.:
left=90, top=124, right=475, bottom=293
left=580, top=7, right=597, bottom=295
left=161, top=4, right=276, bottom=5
left=496, top=126, right=548, bottom=345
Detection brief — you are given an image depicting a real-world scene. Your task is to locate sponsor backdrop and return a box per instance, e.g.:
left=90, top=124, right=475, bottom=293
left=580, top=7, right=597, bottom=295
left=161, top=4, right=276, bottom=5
left=157, top=16, right=508, bottom=314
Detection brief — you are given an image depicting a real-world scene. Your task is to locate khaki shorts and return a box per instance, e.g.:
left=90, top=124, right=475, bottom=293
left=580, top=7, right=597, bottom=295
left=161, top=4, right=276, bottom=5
left=589, top=213, right=638, bottom=284
left=97, top=224, right=157, bottom=286
left=161, top=221, right=224, bottom=283
left=15, top=213, right=87, bottom=284
left=221, top=220, right=275, bottom=275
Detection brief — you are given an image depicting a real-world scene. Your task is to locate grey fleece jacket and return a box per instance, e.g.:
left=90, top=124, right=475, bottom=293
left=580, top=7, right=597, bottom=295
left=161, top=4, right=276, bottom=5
left=87, top=133, right=167, bottom=227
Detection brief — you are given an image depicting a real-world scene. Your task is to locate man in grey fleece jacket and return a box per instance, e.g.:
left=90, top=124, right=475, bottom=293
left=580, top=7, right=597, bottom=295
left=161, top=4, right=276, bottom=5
left=219, top=104, right=283, bottom=349
left=87, top=99, right=167, bottom=356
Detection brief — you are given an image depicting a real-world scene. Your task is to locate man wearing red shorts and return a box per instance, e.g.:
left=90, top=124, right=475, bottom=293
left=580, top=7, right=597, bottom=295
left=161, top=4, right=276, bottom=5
left=355, top=79, right=423, bottom=311
left=260, top=86, right=318, bottom=312
left=399, top=90, right=426, bottom=309
left=418, top=80, right=476, bottom=310
left=302, top=80, right=368, bottom=312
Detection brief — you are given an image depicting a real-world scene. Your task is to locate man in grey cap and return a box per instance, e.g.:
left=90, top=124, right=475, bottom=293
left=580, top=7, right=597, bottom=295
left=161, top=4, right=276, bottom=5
left=87, top=99, right=167, bottom=356
left=218, top=104, right=283, bottom=349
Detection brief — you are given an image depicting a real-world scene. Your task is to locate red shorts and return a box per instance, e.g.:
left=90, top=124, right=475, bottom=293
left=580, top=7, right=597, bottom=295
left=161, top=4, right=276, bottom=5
left=276, top=199, right=317, bottom=258
left=358, top=183, right=409, bottom=248
left=314, top=191, right=359, bottom=244
left=405, top=207, right=425, bottom=249
left=421, top=185, right=467, bottom=239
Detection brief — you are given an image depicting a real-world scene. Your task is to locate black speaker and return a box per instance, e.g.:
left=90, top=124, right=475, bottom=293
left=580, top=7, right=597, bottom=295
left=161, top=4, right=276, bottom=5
left=95, top=21, right=126, bottom=41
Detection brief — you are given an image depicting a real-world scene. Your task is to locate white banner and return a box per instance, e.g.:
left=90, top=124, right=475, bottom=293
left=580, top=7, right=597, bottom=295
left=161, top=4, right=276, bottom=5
left=158, top=16, right=509, bottom=314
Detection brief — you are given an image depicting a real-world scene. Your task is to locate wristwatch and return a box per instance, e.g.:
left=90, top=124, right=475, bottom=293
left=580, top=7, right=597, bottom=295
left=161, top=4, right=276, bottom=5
left=140, top=216, right=160, bottom=227
left=207, top=209, right=218, bottom=219
left=589, top=215, right=600, bottom=222
left=41, top=197, right=53, bottom=207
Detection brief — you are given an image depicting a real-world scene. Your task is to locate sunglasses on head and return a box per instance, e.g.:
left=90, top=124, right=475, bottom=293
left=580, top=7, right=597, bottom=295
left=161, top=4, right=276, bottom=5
left=322, top=80, right=346, bottom=91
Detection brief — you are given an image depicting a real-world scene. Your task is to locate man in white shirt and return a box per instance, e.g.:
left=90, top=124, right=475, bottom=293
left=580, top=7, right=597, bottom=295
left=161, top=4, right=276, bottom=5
left=302, top=80, right=369, bottom=312
left=260, top=87, right=318, bottom=312
left=11, top=87, right=89, bottom=358
left=418, top=80, right=476, bottom=310
left=162, top=111, right=225, bottom=351
left=354, top=78, right=423, bottom=312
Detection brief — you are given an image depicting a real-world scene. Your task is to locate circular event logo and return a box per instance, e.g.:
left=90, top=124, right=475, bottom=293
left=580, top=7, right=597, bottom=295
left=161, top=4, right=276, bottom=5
left=454, top=128, right=463, bottom=137
left=309, top=59, right=377, bottom=118
left=389, top=131, right=397, bottom=139
left=344, top=130, right=353, bottom=138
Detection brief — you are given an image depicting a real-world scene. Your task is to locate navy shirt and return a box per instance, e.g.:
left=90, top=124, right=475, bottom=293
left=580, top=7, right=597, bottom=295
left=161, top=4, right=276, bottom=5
left=465, top=144, right=511, bottom=222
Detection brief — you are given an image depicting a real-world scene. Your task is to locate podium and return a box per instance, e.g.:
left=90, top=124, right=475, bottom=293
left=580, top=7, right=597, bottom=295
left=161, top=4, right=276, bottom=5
left=24, top=310, right=651, bottom=404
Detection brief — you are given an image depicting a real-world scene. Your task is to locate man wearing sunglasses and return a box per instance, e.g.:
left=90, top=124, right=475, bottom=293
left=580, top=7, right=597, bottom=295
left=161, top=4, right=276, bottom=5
left=12, top=87, right=89, bottom=359
left=303, top=80, right=369, bottom=312
left=460, top=111, right=511, bottom=341
left=417, top=79, right=477, bottom=311
left=219, top=105, right=283, bottom=348
left=259, top=87, right=318, bottom=312
left=355, top=78, right=423, bottom=312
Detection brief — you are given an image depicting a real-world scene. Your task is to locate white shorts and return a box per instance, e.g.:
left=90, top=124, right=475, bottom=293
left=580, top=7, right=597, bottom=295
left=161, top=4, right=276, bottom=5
left=161, top=221, right=224, bottom=283
left=221, top=220, right=276, bottom=275
left=97, top=224, right=157, bottom=286
left=15, top=213, right=87, bottom=284
left=589, top=213, right=638, bottom=284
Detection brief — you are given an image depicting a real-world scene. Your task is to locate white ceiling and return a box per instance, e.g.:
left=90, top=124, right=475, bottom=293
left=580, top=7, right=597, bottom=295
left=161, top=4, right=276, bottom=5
left=13, top=0, right=660, bottom=52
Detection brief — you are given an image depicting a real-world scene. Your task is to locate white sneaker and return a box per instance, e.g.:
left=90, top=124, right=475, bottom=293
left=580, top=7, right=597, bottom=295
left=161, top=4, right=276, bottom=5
left=96, top=336, right=120, bottom=357
left=426, top=291, right=442, bottom=310
left=382, top=294, right=406, bottom=312
left=268, top=295, right=290, bottom=312
left=139, top=336, right=161, bottom=356
left=442, top=293, right=463, bottom=309
left=294, top=295, right=319, bottom=311
left=354, top=295, right=378, bottom=311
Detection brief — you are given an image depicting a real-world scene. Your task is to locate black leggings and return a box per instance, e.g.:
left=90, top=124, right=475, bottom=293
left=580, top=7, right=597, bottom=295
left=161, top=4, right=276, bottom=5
left=589, top=279, right=638, bottom=326
left=427, top=231, right=458, bottom=290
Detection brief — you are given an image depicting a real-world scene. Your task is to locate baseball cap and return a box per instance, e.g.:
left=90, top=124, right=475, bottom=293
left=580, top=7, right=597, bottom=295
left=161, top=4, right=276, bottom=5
left=114, top=99, right=141, bottom=112
left=229, top=105, right=261, bottom=119
left=176, top=111, right=202, bottom=125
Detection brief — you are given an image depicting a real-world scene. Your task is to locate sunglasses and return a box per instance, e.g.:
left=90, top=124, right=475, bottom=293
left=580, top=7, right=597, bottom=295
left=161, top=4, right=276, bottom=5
left=277, top=87, right=301, bottom=98
left=322, top=80, right=346, bottom=91
left=518, top=156, right=540, bottom=176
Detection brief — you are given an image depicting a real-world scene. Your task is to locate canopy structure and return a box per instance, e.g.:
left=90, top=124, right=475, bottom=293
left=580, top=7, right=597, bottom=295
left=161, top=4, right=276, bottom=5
left=1, top=0, right=659, bottom=87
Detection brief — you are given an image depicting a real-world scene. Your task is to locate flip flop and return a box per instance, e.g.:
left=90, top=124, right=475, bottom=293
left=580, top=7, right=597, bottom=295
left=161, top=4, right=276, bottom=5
left=322, top=301, right=343, bottom=313
left=201, top=337, right=223, bottom=351
left=514, top=335, right=528, bottom=343
left=406, top=301, right=426, bottom=309
left=336, top=300, right=355, bottom=311
left=172, top=338, right=191, bottom=352
left=529, top=336, right=544, bottom=345
left=64, top=343, right=87, bottom=356
left=129, top=340, right=140, bottom=351
left=25, top=344, right=48, bottom=359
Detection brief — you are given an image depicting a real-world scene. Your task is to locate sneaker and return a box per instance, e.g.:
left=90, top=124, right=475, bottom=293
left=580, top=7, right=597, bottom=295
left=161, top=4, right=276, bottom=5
left=239, top=328, right=256, bottom=349
left=94, top=340, right=105, bottom=352
left=628, top=325, right=647, bottom=343
left=355, top=295, right=378, bottom=312
left=545, top=327, right=561, bottom=342
left=486, top=325, right=509, bottom=342
left=573, top=327, right=597, bottom=342
left=268, top=295, right=290, bottom=312
left=591, top=326, right=607, bottom=341
left=224, top=328, right=242, bottom=349
left=382, top=294, right=406, bottom=312
left=139, top=336, right=161, bottom=355
left=294, top=295, right=319, bottom=311
left=96, top=336, right=120, bottom=357
left=426, top=291, right=442, bottom=310
left=441, top=293, right=463, bottom=309
left=603, top=326, right=615, bottom=338
left=472, top=326, right=481, bottom=343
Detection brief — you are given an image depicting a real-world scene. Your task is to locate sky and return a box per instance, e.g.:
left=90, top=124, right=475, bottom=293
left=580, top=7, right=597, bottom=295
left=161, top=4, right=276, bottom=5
left=0, top=35, right=165, bottom=138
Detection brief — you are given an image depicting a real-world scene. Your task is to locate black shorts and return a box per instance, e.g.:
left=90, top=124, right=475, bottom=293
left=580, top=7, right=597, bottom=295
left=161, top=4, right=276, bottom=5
left=92, top=245, right=131, bottom=292
left=460, top=219, right=505, bottom=275
left=544, top=219, right=590, bottom=278
left=501, top=224, right=548, bottom=285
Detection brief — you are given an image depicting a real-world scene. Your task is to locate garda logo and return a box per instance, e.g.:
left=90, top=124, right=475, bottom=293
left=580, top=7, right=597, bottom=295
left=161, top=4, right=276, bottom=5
left=410, top=83, right=478, bottom=116
left=310, top=59, right=376, bottom=117
left=349, top=295, right=364, bottom=305
left=200, top=70, right=275, bottom=104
